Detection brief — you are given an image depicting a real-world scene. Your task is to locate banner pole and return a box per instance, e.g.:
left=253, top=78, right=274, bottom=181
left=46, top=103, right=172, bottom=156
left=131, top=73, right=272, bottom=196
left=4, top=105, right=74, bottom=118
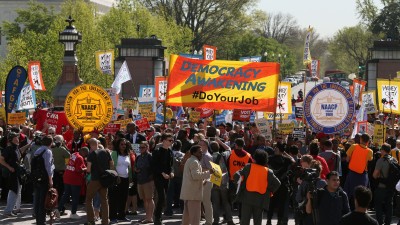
left=302, top=69, right=307, bottom=127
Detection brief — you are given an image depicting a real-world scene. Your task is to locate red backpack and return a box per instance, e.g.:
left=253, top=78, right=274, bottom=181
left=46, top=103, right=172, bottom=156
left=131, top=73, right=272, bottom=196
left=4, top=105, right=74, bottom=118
left=326, top=152, right=337, bottom=172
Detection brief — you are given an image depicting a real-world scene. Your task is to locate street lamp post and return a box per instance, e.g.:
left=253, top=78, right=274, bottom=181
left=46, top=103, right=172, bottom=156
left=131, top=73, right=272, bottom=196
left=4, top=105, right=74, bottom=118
left=52, top=16, right=83, bottom=107
left=264, top=52, right=268, bottom=62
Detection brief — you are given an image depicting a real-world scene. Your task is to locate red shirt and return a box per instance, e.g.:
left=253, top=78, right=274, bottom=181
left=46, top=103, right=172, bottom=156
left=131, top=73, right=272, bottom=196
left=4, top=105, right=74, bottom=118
left=63, top=152, right=86, bottom=186
left=311, top=155, right=330, bottom=179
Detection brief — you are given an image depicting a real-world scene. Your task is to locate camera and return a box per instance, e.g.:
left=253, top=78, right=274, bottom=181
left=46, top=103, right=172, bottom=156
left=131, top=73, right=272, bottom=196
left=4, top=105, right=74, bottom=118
left=300, top=168, right=319, bottom=182
left=33, top=132, right=44, bottom=146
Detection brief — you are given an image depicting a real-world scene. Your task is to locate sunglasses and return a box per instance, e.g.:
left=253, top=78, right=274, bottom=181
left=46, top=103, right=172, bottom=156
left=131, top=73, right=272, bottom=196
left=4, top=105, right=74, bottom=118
left=139, top=146, right=147, bottom=149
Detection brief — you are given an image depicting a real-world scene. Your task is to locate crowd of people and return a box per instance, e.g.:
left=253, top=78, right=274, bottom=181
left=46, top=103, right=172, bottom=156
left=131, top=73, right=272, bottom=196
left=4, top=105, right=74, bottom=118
left=0, top=114, right=399, bottom=225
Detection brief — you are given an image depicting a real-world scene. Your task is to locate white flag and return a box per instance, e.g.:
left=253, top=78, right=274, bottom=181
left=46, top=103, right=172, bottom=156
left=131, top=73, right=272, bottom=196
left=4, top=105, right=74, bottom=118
left=111, top=61, right=132, bottom=94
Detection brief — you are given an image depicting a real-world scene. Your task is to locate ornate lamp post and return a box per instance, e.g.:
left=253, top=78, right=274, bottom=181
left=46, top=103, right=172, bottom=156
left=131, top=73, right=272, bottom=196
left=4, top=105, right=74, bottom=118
left=53, top=16, right=83, bottom=107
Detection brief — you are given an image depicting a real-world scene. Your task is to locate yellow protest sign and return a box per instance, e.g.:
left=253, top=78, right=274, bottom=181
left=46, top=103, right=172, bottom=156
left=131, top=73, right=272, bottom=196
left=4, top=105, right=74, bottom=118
left=373, top=124, right=386, bottom=146
left=264, top=112, right=289, bottom=120
left=113, top=118, right=133, bottom=128
left=166, top=107, right=173, bottom=119
left=139, top=103, right=153, bottom=114
left=141, top=112, right=156, bottom=122
left=209, top=161, right=222, bottom=187
left=189, top=111, right=200, bottom=123
left=8, top=112, right=26, bottom=125
left=122, top=99, right=138, bottom=109
left=64, top=84, right=113, bottom=133
left=95, top=50, right=114, bottom=75
left=0, top=107, right=5, bottom=120
left=278, top=122, right=294, bottom=134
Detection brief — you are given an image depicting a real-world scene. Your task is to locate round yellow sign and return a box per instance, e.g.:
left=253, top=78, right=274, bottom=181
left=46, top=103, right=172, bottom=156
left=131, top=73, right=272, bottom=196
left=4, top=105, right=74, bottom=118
left=64, top=84, right=113, bottom=133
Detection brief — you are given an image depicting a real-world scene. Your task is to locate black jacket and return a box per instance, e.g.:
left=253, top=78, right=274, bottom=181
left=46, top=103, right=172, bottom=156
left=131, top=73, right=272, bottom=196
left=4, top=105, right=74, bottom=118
left=2, top=144, right=22, bottom=193
left=125, top=133, right=146, bottom=144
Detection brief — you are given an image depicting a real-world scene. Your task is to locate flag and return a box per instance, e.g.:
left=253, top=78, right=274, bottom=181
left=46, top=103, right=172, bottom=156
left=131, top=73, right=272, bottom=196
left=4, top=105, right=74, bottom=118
left=95, top=50, right=114, bottom=75
left=5, top=66, right=28, bottom=113
left=111, top=61, right=132, bottom=94
left=28, top=61, right=46, bottom=91
left=303, top=27, right=313, bottom=65
left=167, top=54, right=279, bottom=112
left=309, top=59, right=320, bottom=78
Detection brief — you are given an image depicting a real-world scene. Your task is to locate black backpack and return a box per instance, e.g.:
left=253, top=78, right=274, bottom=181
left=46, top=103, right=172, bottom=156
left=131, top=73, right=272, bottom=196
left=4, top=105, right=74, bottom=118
left=380, top=156, right=400, bottom=189
left=31, top=149, right=49, bottom=184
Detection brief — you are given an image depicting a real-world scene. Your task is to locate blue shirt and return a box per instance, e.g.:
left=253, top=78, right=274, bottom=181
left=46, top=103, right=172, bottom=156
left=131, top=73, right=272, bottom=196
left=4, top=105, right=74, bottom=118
left=34, top=146, right=55, bottom=177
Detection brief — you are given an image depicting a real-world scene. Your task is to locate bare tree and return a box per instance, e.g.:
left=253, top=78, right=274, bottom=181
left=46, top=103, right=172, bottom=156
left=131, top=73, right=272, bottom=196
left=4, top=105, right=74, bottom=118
left=139, top=0, right=255, bottom=50
left=252, top=10, right=298, bottom=44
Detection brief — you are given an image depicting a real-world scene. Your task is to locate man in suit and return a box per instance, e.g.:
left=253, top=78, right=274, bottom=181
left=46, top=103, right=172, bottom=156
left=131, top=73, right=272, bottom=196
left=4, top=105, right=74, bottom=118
left=124, top=122, right=146, bottom=217
left=125, top=122, right=146, bottom=144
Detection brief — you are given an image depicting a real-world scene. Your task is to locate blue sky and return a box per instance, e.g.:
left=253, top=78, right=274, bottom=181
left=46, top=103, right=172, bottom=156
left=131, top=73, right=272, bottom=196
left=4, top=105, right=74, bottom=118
left=257, top=0, right=383, bottom=38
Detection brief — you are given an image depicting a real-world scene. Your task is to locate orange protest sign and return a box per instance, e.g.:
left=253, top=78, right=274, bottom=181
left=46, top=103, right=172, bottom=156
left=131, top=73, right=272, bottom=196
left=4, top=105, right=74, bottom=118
left=167, top=55, right=279, bottom=111
left=8, top=112, right=26, bottom=125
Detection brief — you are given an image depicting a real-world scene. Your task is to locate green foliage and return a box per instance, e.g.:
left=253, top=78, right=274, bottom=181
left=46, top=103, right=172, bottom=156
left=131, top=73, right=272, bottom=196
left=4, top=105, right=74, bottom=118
left=370, top=2, right=400, bottom=39
left=0, top=0, right=192, bottom=101
left=2, top=0, right=56, bottom=40
left=328, top=25, right=380, bottom=73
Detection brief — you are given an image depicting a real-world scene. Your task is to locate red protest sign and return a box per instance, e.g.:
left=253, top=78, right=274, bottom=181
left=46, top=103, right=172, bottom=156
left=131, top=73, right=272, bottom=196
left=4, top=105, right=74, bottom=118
left=103, top=123, right=121, bottom=135
left=35, top=109, right=69, bottom=134
left=135, top=118, right=150, bottom=132
left=232, top=109, right=252, bottom=122
left=196, top=108, right=214, bottom=118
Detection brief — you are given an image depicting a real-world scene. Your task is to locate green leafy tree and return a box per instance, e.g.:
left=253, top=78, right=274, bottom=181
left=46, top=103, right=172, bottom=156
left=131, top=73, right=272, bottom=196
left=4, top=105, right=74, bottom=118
left=2, top=0, right=56, bottom=40
left=328, top=25, right=380, bottom=73
left=370, top=2, right=400, bottom=39
left=0, top=0, right=192, bottom=101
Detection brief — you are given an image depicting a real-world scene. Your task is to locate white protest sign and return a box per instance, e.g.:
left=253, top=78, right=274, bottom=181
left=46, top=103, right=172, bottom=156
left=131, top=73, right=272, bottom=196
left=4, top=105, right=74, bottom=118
left=17, top=84, right=36, bottom=110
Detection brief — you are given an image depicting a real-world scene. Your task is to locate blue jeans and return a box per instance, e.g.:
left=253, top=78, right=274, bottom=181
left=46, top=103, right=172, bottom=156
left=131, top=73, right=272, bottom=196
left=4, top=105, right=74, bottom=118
left=58, top=184, right=81, bottom=214
left=375, top=187, right=394, bottom=225
left=4, top=181, right=21, bottom=213
left=34, top=183, right=48, bottom=225
left=93, top=192, right=101, bottom=210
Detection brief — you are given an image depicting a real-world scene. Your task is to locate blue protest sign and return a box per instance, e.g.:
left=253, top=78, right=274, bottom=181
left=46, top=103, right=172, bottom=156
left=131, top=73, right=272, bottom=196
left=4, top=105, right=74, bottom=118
left=5, top=66, right=28, bottom=113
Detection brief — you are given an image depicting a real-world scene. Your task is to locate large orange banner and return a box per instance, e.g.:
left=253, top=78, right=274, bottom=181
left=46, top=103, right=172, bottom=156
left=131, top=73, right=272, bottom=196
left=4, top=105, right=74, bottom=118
left=166, top=54, right=279, bottom=111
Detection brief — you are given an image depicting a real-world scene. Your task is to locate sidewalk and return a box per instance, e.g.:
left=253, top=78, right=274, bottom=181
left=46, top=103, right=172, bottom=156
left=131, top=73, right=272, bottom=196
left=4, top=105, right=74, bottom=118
left=0, top=202, right=297, bottom=225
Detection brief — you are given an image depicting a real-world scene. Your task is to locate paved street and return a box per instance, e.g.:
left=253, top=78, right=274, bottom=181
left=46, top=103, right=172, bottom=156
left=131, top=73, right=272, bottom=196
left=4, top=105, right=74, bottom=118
left=0, top=202, right=297, bottom=225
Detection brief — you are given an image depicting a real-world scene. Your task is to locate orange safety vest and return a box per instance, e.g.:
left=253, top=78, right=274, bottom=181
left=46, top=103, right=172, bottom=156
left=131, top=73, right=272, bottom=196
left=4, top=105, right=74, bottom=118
left=348, top=145, right=369, bottom=174
left=229, top=150, right=251, bottom=180
left=246, top=164, right=268, bottom=194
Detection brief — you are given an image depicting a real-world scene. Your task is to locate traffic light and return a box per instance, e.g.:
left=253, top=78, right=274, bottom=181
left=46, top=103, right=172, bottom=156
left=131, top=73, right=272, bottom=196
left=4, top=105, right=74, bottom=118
left=358, top=62, right=365, bottom=78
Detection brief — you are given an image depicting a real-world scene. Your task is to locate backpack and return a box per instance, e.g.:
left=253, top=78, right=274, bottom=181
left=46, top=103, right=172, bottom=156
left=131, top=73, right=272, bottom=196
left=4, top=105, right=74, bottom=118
left=380, top=156, right=400, bottom=189
left=172, top=152, right=184, bottom=178
left=30, top=149, right=48, bottom=184
left=326, top=152, right=337, bottom=172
